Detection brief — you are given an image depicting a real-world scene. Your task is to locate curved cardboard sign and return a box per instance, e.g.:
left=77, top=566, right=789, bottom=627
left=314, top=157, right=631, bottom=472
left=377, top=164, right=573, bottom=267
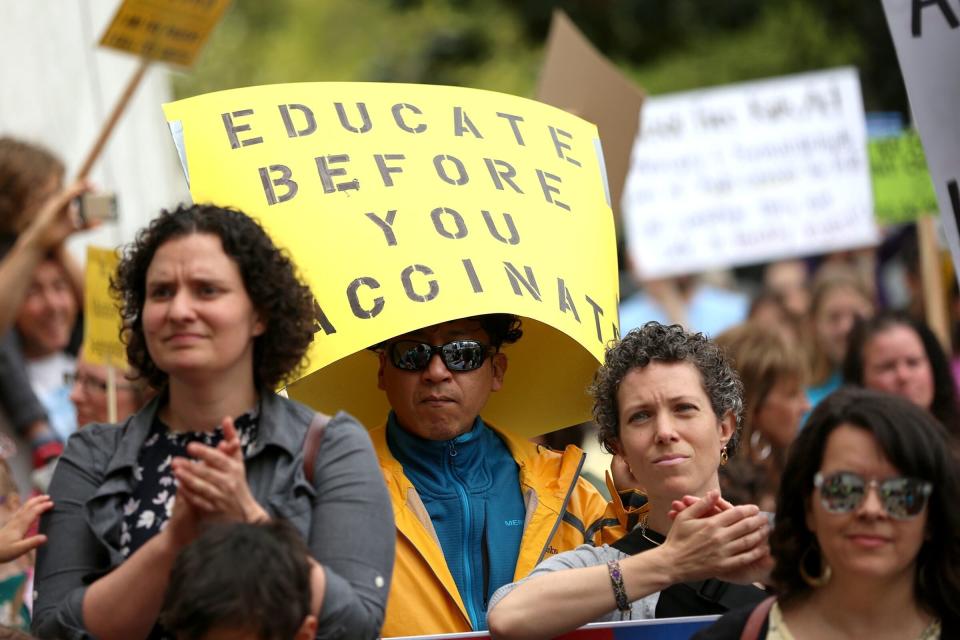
left=163, top=82, right=618, bottom=437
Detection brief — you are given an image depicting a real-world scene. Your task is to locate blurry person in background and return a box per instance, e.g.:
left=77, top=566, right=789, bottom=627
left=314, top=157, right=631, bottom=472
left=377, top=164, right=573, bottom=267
left=716, top=322, right=809, bottom=511
left=0, top=137, right=90, bottom=491
left=14, top=258, right=80, bottom=443
left=67, top=350, right=153, bottom=429
left=694, top=387, right=960, bottom=639
left=843, top=311, right=960, bottom=441
left=763, top=259, right=811, bottom=320
left=619, top=270, right=749, bottom=338
left=0, top=459, right=54, bottom=630
left=805, top=265, right=875, bottom=411
left=746, top=291, right=802, bottom=344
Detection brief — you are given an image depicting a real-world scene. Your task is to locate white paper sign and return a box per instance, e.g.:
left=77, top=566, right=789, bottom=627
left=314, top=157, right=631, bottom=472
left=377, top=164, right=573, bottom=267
left=622, top=68, right=878, bottom=279
left=881, top=0, right=960, bottom=285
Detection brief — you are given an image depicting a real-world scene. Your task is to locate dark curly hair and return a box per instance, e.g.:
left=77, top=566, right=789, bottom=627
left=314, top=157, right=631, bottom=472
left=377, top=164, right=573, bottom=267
left=475, top=313, right=523, bottom=349
left=371, top=313, right=523, bottom=351
left=591, top=321, right=744, bottom=455
left=843, top=311, right=960, bottom=439
left=770, top=387, right=960, bottom=627
left=112, top=203, right=315, bottom=390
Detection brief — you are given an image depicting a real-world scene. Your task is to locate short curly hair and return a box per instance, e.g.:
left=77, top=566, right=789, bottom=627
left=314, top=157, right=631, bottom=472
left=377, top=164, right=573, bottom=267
left=112, top=203, right=315, bottom=390
left=591, top=321, right=744, bottom=455
left=771, top=387, right=960, bottom=627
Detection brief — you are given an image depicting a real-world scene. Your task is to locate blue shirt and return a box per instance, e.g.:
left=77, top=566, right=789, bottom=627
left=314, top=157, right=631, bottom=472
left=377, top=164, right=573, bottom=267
left=619, top=285, right=749, bottom=338
left=387, top=412, right=525, bottom=630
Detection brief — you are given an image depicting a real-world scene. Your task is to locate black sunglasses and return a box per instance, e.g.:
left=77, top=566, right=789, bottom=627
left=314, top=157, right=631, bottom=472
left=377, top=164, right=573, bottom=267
left=814, top=471, right=932, bottom=520
left=387, top=339, right=492, bottom=372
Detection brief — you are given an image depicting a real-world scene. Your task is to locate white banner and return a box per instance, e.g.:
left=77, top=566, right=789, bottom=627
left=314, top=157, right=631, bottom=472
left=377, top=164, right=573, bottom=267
left=882, top=0, right=960, bottom=285
left=622, top=68, right=877, bottom=279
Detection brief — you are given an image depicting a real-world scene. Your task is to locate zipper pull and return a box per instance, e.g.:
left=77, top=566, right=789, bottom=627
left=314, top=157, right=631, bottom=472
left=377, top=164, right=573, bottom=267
left=448, top=441, right=458, bottom=457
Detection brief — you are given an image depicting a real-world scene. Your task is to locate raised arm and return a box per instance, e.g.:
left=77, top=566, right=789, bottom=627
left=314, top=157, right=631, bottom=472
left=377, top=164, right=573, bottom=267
left=0, top=181, right=90, bottom=335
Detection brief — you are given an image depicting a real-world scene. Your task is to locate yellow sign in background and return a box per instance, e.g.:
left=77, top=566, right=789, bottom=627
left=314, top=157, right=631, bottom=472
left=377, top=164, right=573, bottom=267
left=100, top=0, right=232, bottom=67
left=164, top=82, right=618, bottom=436
left=83, top=246, right=125, bottom=367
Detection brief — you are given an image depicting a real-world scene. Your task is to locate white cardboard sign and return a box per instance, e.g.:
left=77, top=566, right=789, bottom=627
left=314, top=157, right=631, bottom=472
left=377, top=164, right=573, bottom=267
left=622, top=68, right=878, bottom=279
left=881, top=0, right=960, bottom=285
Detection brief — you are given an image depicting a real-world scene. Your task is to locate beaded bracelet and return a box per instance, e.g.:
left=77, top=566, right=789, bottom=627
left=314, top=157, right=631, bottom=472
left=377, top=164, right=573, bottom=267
left=606, top=559, right=630, bottom=613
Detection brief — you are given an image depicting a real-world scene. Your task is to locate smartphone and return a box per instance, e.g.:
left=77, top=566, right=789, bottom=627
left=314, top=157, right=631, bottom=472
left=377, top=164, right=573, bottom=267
left=78, top=192, right=119, bottom=224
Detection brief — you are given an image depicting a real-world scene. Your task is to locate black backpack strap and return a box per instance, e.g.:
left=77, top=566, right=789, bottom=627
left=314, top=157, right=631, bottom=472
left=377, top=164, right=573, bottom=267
left=611, top=526, right=662, bottom=555
left=611, top=527, right=768, bottom=617
left=655, top=578, right=768, bottom=617
left=302, top=412, right=331, bottom=485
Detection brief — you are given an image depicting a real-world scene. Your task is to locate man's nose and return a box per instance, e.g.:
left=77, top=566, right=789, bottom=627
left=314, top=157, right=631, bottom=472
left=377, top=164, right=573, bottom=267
left=422, top=351, right=452, bottom=381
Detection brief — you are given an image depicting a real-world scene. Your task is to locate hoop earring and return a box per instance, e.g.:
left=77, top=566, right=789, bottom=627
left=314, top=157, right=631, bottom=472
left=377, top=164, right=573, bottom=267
left=749, top=430, right=772, bottom=461
left=719, top=445, right=729, bottom=466
left=799, top=543, right=832, bottom=588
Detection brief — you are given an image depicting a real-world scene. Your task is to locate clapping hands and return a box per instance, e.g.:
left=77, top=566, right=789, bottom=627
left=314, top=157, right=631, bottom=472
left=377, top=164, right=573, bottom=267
left=170, top=416, right=269, bottom=527
left=666, top=491, right=774, bottom=585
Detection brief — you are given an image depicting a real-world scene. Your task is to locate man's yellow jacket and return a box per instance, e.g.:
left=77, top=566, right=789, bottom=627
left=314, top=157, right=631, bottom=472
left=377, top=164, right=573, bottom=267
left=371, top=423, right=642, bottom=637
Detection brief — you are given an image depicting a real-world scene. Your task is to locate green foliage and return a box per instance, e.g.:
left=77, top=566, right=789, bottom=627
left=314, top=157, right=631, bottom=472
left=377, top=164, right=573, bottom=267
left=176, top=0, right=906, bottom=115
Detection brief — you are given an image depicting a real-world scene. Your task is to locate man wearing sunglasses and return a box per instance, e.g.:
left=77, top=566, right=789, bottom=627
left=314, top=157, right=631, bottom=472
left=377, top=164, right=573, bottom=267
left=370, top=314, right=633, bottom=636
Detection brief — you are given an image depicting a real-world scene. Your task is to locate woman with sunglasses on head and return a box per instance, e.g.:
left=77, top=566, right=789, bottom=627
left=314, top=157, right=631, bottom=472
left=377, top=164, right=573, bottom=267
left=694, top=386, right=960, bottom=639
left=32, top=204, right=394, bottom=640
left=487, top=322, right=771, bottom=639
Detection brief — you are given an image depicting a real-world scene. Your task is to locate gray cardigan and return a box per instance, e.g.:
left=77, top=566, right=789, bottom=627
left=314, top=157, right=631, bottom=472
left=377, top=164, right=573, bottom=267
left=32, top=392, right=395, bottom=640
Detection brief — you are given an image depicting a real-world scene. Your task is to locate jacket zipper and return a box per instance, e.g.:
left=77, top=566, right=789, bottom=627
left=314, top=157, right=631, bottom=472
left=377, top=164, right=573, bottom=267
left=446, top=440, right=481, bottom=629
left=535, top=450, right=586, bottom=565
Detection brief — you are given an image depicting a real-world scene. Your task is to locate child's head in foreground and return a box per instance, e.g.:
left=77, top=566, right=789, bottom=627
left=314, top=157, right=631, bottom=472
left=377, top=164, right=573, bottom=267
left=161, top=520, right=315, bottom=640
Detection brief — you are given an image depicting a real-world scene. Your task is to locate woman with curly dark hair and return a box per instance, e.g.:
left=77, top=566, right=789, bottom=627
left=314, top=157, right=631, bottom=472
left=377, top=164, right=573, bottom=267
left=843, top=310, right=960, bottom=441
left=487, top=322, right=770, bottom=639
left=694, top=387, right=959, bottom=639
left=32, top=204, right=394, bottom=640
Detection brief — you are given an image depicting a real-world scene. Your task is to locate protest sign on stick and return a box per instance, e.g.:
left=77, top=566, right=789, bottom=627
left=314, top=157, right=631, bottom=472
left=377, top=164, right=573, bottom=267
left=881, top=0, right=960, bottom=291
left=622, top=68, right=877, bottom=279
left=917, top=215, right=951, bottom=351
left=869, top=130, right=938, bottom=225
left=82, top=246, right=124, bottom=422
left=77, top=0, right=232, bottom=180
left=163, top=83, right=618, bottom=437
left=537, top=9, right=645, bottom=229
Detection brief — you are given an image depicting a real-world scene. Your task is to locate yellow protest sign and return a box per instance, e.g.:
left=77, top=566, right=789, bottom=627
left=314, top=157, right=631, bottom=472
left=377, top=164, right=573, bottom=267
left=82, top=246, right=125, bottom=367
left=163, top=83, right=618, bottom=437
left=99, top=0, right=231, bottom=67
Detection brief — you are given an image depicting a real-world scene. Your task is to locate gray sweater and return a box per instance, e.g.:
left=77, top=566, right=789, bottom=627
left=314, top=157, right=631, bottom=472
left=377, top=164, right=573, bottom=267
left=32, top=392, right=395, bottom=639
left=488, top=542, right=660, bottom=621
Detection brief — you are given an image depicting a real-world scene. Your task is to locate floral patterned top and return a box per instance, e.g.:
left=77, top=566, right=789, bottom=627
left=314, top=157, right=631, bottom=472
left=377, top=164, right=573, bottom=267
left=120, top=408, right=260, bottom=559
